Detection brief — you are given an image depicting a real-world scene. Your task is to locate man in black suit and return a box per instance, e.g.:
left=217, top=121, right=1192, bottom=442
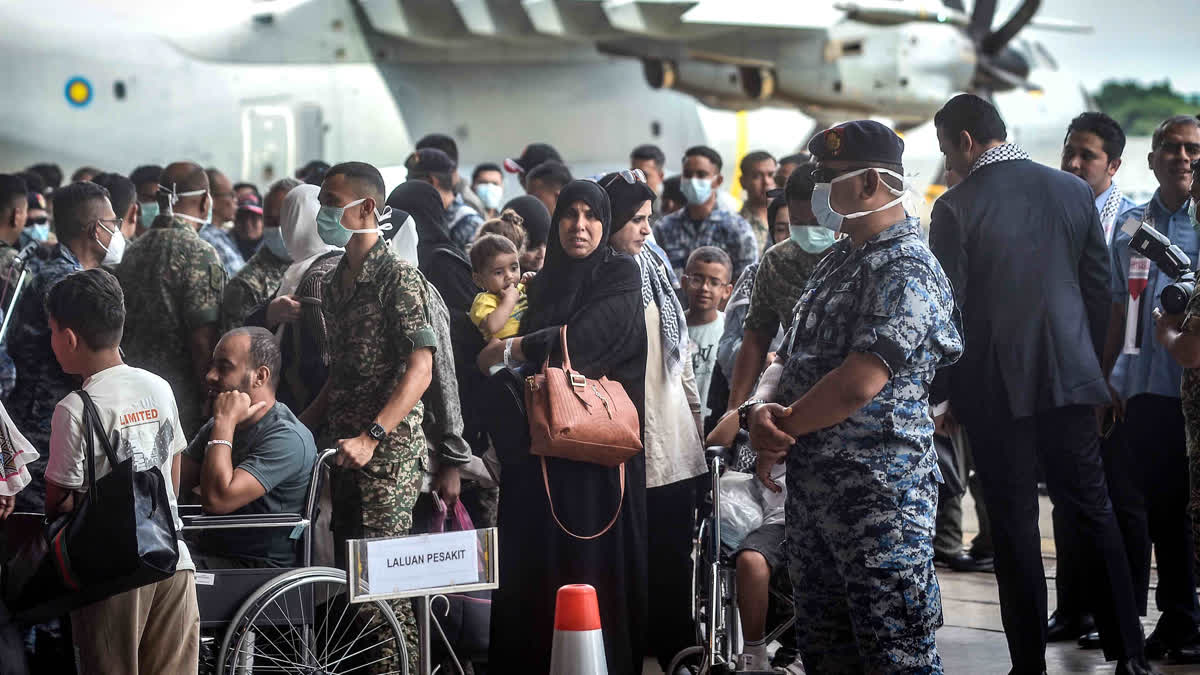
left=928, top=94, right=1151, bottom=675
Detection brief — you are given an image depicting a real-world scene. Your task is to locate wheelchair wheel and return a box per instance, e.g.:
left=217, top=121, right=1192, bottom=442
left=667, top=645, right=708, bottom=674
left=217, top=566, right=409, bottom=674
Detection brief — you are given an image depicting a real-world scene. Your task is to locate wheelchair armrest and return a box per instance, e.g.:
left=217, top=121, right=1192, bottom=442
left=182, top=512, right=308, bottom=531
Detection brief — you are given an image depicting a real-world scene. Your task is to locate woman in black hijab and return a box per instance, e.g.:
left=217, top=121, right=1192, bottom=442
left=502, top=194, right=551, bottom=273
left=480, top=180, right=649, bottom=675
left=386, top=180, right=478, bottom=312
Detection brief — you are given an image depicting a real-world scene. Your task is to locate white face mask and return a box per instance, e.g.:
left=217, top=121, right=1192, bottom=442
left=96, top=220, right=125, bottom=265
left=811, top=167, right=919, bottom=233
left=160, top=184, right=210, bottom=225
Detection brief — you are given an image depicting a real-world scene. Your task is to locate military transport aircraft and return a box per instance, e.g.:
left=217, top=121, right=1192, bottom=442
left=0, top=0, right=1090, bottom=191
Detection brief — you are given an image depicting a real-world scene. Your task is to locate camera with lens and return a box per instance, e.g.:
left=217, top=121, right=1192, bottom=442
left=1128, top=223, right=1196, bottom=315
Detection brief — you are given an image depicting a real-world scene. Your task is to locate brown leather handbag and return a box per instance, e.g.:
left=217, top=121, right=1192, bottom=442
left=525, top=325, right=643, bottom=539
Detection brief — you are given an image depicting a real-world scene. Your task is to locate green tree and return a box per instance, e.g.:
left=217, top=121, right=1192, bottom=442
left=1094, top=80, right=1200, bottom=136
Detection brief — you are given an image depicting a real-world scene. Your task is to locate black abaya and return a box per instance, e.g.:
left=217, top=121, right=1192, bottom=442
left=490, top=181, right=649, bottom=675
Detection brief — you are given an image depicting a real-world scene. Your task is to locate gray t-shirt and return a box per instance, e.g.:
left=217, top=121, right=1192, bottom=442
left=185, top=402, right=317, bottom=566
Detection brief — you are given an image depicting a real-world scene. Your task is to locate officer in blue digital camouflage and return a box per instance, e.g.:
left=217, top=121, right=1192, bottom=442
left=736, top=120, right=963, bottom=673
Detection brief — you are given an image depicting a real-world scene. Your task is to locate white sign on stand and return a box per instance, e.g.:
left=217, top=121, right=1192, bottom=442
left=347, top=527, right=499, bottom=603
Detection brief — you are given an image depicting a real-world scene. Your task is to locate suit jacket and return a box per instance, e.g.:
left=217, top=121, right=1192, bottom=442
left=929, top=158, right=1111, bottom=422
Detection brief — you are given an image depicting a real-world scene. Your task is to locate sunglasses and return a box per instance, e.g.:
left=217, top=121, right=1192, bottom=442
left=601, top=168, right=647, bottom=189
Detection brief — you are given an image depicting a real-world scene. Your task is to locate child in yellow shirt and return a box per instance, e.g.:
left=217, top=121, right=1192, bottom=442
left=469, top=233, right=528, bottom=340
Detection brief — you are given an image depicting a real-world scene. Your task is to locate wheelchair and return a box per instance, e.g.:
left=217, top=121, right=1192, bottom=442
left=669, top=432, right=798, bottom=675
left=183, top=448, right=411, bottom=675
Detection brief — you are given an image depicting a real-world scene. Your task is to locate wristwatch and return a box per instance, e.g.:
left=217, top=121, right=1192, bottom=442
left=366, top=423, right=387, bottom=442
left=737, top=398, right=768, bottom=431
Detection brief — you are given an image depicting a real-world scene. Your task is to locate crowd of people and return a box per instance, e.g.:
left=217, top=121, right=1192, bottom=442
left=0, top=92, right=1198, bottom=675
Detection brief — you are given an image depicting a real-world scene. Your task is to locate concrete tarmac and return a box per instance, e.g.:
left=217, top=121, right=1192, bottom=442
left=646, top=493, right=1197, bottom=674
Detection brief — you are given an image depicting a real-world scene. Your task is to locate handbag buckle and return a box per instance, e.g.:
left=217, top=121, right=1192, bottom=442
left=569, top=372, right=587, bottom=390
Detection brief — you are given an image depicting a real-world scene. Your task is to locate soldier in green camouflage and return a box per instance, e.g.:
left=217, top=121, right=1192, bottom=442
left=0, top=174, right=28, bottom=297
left=300, top=162, right=436, bottom=669
left=219, top=178, right=301, bottom=332
left=117, top=162, right=226, bottom=438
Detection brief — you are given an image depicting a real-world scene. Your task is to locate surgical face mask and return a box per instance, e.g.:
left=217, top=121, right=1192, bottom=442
left=161, top=185, right=211, bottom=226
left=475, top=183, right=503, bottom=211
left=262, top=227, right=290, bottom=261
left=28, top=222, right=50, bottom=242
left=681, top=177, right=713, bottom=205
left=316, top=197, right=393, bottom=247
left=96, top=221, right=125, bottom=265
left=139, top=201, right=159, bottom=228
left=811, top=167, right=917, bottom=233
left=789, top=225, right=837, bottom=254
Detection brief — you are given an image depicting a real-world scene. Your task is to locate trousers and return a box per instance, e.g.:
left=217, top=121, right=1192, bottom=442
left=786, top=452, right=943, bottom=674
left=1108, top=395, right=1199, bottom=636
left=968, top=405, right=1143, bottom=672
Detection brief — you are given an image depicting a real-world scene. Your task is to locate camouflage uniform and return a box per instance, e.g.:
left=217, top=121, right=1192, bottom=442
left=743, top=239, right=828, bottom=338
left=116, top=215, right=226, bottom=437
left=774, top=218, right=962, bottom=673
left=0, top=239, right=23, bottom=400
left=740, top=203, right=770, bottom=252
left=6, top=243, right=84, bottom=511
left=219, top=247, right=289, bottom=333
left=322, top=238, right=437, bottom=666
left=1181, top=289, right=1200, bottom=569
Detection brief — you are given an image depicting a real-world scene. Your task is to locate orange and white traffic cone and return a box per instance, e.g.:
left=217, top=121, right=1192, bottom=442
left=549, top=584, right=608, bottom=675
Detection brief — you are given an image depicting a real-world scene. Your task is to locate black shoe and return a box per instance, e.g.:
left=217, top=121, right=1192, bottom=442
left=1115, top=655, right=1163, bottom=675
left=935, top=550, right=995, bottom=572
left=1145, top=626, right=1200, bottom=660
left=1047, top=611, right=1095, bottom=642
left=1168, top=641, right=1200, bottom=665
left=1078, top=630, right=1102, bottom=650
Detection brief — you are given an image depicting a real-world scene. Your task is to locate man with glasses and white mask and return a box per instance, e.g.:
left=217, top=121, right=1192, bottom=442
left=738, top=120, right=962, bottom=673
left=6, top=181, right=124, bottom=514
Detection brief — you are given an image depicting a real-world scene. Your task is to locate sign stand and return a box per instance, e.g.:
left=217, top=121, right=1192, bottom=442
left=347, top=527, right=499, bottom=675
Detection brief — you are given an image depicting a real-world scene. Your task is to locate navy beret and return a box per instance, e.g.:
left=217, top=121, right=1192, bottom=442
left=807, top=120, right=904, bottom=166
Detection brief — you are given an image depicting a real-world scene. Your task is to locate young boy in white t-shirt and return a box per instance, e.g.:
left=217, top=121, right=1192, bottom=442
left=684, top=246, right=733, bottom=428
left=43, top=268, right=199, bottom=675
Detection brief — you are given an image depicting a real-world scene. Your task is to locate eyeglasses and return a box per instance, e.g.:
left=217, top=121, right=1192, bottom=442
left=95, top=217, right=124, bottom=232
left=601, top=168, right=647, bottom=189
left=683, top=274, right=728, bottom=290
left=1157, top=142, right=1200, bottom=157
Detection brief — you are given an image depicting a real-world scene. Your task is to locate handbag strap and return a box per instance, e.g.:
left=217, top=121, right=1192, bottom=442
left=540, top=325, right=575, bottom=373
left=76, top=390, right=121, bottom=487
left=540, top=457, right=624, bottom=541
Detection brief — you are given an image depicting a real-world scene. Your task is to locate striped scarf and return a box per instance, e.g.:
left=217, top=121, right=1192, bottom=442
left=638, top=248, right=688, bottom=377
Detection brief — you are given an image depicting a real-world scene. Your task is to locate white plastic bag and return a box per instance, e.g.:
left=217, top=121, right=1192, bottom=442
left=718, top=471, right=764, bottom=552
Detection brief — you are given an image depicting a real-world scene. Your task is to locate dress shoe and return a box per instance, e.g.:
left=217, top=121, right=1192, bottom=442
left=1077, top=630, right=1102, bottom=650
left=1047, top=611, right=1095, bottom=642
left=934, top=550, right=995, bottom=572
left=1144, top=627, right=1200, bottom=660
left=1168, top=641, right=1200, bottom=665
left=1115, top=655, right=1163, bottom=675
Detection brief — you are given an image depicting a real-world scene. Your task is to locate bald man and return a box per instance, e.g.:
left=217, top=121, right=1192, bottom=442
left=117, top=161, right=228, bottom=436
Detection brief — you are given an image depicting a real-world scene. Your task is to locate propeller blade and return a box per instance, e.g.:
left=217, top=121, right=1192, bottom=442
left=969, top=0, right=998, bottom=41
left=975, top=57, right=1040, bottom=91
left=983, top=0, right=1041, bottom=54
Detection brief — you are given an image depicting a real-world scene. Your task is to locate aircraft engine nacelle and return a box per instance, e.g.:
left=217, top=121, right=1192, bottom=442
left=643, top=58, right=772, bottom=112
left=771, top=23, right=975, bottom=125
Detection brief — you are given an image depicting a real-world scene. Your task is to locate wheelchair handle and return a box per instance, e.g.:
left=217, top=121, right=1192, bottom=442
left=704, top=429, right=748, bottom=467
